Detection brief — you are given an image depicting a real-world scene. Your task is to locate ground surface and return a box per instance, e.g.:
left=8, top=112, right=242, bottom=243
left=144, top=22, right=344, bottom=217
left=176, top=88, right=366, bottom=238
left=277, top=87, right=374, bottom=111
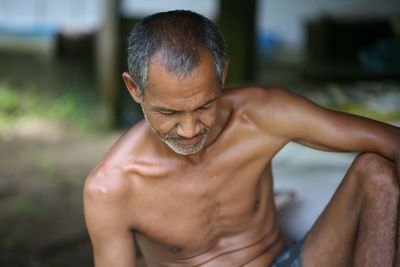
left=0, top=120, right=120, bottom=267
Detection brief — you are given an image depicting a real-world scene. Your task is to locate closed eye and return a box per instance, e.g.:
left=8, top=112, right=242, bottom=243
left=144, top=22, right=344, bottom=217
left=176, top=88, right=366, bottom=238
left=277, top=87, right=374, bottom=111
left=158, top=110, right=177, bottom=115
left=197, top=104, right=213, bottom=111
left=197, top=99, right=217, bottom=111
left=154, top=107, right=178, bottom=115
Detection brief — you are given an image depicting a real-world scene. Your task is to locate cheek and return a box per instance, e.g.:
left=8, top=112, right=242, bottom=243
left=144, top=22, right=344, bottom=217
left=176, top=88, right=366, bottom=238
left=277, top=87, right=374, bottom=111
left=199, top=108, right=218, bottom=128
left=150, top=116, right=178, bottom=134
left=143, top=111, right=177, bottom=134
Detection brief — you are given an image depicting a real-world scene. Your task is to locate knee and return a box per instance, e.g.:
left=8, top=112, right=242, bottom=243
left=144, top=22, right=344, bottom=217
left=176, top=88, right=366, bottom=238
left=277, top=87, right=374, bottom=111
left=352, top=153, right=398, bottom=197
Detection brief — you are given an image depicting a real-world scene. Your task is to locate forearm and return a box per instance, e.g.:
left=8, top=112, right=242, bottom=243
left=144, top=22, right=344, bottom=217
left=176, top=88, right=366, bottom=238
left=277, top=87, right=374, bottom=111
left=257, top=88, right=400, bottom=164
left=317, top=112, right=400, bottom=162
left=388, top=125, right=400, bottom=178
left=380, top=122, right=400, bottom=164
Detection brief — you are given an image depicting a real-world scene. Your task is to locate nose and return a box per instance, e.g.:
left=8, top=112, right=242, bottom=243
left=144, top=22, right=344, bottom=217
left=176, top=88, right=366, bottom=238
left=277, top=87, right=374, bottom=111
left=176, top=113, right=202, bottom=139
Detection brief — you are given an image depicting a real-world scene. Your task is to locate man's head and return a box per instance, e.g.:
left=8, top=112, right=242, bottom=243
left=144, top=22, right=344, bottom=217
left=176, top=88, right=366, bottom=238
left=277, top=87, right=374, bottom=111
left=125, top=10, right=226, bottom=98
left=123, top=10, right=228, bottom=156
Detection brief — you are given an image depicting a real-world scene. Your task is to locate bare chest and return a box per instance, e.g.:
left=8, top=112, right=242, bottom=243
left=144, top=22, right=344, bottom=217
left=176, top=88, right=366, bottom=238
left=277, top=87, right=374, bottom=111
left=132, top=157, right=277, bottom=262
left=130, top=117, right=286, bottom=264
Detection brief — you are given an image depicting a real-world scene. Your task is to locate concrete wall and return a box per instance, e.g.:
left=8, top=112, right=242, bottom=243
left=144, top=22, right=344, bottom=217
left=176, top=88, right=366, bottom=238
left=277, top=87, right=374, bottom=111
left=0, top=0, right=217, bottom=30
left=120, top=0, right=218, bottom=19
left=0, top=0, right=100, bottom=30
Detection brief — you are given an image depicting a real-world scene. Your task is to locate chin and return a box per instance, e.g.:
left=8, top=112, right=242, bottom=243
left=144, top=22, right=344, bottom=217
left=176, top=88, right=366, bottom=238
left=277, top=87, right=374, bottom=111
left=163, top=135, right=208, bottom=156
left=165, top=142, right=204, bottom=156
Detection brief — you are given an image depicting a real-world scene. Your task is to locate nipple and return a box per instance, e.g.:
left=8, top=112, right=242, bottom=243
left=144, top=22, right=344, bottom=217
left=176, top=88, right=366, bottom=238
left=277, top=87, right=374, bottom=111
left=168, top=246, right=182, bottom=253
left=253, top=199, right=260, bottom=211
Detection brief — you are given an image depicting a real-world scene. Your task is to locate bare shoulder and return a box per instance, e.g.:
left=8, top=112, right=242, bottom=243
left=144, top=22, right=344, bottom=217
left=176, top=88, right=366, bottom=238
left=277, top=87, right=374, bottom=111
left=84, top=120, right=151, bottom=213
left=83, top=125, right=146, bottom=267
left=222, top=86, right=304, bottom=133
left=223, top=86, right=300, bottom=108
left=84, top=164, right=129, bottom=207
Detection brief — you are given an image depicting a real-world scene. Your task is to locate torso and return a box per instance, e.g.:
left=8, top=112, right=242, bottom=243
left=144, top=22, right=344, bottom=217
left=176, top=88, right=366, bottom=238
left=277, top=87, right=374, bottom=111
left=105, top=88, right=289, bottom=266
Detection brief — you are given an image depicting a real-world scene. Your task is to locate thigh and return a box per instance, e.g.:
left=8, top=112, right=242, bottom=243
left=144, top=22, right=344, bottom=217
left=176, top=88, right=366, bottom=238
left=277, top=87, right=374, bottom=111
left=302, top=161, right=362, bottom=267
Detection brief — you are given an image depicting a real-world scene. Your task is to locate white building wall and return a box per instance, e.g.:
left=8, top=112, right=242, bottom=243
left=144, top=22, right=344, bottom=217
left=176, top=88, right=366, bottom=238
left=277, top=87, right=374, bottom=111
left=258, top=0, right=400, bottom=48
left=120, top=0, right=218, bottom=19
left=0, top=0, right=100, bottom=30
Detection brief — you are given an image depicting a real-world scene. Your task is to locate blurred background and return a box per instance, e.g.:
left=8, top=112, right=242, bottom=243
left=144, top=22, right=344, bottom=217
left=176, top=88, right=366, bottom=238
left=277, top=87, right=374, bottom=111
left=0, top=0, right=400, bottom=266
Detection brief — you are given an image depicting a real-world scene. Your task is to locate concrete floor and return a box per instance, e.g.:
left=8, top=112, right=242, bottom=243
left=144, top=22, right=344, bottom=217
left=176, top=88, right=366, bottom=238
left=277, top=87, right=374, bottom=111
left=273, top=120, right=400, bottom=241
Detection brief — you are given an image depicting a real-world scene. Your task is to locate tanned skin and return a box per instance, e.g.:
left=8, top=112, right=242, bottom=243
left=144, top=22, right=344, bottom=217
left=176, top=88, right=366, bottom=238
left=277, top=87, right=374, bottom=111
left=84, top=46, right=400, bottom=267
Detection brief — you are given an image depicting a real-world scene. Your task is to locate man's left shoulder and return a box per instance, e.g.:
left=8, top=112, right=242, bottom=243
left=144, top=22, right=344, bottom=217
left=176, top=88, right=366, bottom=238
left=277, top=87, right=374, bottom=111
left=222, top=86, right=306, bottom=138
left=223, top=86, right=292, bottom=114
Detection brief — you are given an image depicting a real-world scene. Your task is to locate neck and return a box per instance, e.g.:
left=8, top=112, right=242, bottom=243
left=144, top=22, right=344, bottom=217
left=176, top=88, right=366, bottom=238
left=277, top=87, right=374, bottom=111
left=206, top=99, right=232, bottom=148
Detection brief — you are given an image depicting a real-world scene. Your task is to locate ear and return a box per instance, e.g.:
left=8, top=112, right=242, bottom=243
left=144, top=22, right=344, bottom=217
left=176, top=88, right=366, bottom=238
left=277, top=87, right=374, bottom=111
left=122, top=72, right=142, bottom=103
left=221, top=58, right=230, bottom=86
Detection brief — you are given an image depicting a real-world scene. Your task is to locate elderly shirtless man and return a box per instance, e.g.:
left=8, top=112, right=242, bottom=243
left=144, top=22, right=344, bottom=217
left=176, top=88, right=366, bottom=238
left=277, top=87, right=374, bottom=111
left=84, top=10, right=400, bottom=267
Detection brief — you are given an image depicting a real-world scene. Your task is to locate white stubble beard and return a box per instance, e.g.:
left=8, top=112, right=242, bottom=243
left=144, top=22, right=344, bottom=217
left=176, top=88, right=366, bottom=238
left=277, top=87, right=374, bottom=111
left=141, top=106, right=210, bottom=155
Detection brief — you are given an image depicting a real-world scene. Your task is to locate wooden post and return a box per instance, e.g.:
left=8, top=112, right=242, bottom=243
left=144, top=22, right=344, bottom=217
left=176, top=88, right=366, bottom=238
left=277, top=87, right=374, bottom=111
left=96, top=0, right=120, bottom=127
left=217, top=0, right=257, bottom=85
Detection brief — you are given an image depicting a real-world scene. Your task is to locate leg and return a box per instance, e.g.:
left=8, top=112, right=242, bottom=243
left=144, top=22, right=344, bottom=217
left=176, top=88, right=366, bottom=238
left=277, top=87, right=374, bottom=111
left=302, top=153, right=398, bottom=267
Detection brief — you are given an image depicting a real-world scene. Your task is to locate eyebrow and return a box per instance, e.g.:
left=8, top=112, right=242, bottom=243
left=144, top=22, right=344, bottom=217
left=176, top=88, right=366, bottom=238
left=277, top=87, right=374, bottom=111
left=153, top=96, right=219, bottom=113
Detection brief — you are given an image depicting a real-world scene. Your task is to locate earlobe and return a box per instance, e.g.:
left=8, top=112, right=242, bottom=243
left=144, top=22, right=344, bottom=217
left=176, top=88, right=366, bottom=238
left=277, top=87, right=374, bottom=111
left=122, top=72, right=142, bottom=103
left=222, top=58, right=230, bottom=86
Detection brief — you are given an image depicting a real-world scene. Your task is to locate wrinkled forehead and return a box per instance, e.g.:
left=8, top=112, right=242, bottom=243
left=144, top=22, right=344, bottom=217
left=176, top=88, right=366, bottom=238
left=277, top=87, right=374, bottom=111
left=144, top=54, right=221, bottom=110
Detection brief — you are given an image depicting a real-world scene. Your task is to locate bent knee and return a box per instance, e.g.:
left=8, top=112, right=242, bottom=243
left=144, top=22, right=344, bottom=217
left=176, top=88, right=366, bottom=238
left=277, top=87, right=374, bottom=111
left=352, top=153, right=398, bottom=195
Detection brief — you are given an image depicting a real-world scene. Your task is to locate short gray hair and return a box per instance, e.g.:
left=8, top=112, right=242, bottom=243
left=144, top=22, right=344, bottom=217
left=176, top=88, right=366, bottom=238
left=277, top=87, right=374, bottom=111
left=127, top=10, right=226, bottom=97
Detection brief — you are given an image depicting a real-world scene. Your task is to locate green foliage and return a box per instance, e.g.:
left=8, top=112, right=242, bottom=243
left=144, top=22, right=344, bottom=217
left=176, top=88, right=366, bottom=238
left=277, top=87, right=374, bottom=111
left=0, top=85, right=19, bottom=113
left=0, top=233, right=24, bottom=251
left=16, top=196, right=39, bottom=217
left=0, top=82, right=105, bottom=133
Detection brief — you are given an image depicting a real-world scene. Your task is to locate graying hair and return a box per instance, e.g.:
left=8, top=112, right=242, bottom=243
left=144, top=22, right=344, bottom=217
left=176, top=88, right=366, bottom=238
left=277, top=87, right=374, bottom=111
left=127, top=10, right=226, bottom=97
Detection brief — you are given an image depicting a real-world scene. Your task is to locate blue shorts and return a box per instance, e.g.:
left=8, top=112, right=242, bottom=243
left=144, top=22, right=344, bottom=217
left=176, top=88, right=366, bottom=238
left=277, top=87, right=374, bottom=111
left=270, top=237, right=305, bottom=267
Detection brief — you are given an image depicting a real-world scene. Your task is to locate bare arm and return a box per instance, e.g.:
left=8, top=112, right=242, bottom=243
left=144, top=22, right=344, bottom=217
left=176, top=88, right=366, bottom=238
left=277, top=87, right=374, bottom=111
left=252, top=87, right=400, bottom=162
left=84, top=173, right=136, bottom=267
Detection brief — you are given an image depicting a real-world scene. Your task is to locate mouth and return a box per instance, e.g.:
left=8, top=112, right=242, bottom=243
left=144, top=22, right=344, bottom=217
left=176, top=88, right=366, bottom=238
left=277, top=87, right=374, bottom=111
left=176, top=134, right=203, bottom=146
left=161, top=127, right=211, bottom=155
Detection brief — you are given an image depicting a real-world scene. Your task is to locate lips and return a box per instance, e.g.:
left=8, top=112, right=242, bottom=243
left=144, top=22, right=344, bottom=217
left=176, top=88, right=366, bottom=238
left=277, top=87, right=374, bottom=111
left=175, top=134, right=203, bottom=146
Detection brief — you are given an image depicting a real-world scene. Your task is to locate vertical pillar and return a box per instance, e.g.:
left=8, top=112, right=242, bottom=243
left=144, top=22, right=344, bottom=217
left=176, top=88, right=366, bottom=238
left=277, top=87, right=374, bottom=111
left=217, top=0, right=257, bottom=85
left=96, top=0, right=120, bottom=127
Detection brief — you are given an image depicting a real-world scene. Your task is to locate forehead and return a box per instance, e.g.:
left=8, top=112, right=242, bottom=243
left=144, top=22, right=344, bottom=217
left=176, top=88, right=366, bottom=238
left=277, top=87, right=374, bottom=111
left=145, top=48, right=220, bottom=109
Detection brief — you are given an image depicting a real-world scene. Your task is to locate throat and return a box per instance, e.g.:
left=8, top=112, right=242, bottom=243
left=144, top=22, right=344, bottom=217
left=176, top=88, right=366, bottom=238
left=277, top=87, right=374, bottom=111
left=204, top=101, right=233, bottom=149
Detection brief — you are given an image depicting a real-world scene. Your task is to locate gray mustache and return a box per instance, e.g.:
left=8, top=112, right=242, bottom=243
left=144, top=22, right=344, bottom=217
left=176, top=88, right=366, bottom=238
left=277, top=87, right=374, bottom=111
left=164, top=128, right=210, bottom=141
